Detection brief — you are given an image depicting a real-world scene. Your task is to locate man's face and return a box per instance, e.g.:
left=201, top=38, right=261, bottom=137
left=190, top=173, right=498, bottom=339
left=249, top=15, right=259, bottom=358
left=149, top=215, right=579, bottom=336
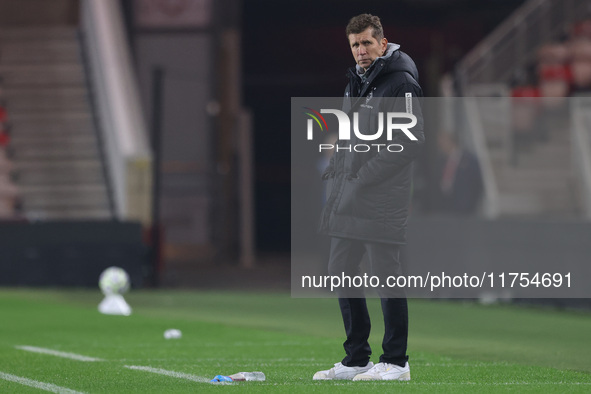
left=348, top=28, right=388, bottom=70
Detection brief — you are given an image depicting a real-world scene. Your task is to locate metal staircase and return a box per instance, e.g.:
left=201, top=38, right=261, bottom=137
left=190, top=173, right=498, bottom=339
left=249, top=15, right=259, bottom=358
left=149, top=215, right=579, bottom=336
left=0, top=26, right=112, bottom=220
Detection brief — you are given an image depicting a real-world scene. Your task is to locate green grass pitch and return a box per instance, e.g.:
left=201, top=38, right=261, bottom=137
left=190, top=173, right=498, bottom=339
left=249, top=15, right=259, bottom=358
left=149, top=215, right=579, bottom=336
left=0, top=289, right=590, bottom=393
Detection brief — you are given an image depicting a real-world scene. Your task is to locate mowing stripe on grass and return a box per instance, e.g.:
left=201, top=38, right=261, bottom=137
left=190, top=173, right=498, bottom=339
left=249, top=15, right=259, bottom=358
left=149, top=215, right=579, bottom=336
left=411, top=382, right=591, bottom=386
left=124, top=365, right=213, bottom=384
left=0, top=371, right=86, bottom=394
left=15, top=346, right=104, bottom=362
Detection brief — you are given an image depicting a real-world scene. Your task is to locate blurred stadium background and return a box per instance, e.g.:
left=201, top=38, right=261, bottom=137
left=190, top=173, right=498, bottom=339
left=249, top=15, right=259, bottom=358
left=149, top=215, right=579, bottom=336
left=0, top=0, right=590, bottom=310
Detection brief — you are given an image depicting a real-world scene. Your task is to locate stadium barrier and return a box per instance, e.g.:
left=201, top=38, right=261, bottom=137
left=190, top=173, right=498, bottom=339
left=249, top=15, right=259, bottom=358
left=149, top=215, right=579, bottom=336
left=0, top=221, right=147, bottom=287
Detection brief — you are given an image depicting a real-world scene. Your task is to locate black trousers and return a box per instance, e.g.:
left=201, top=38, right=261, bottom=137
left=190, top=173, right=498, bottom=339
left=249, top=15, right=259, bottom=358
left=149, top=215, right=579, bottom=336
left=327, top=237, right=408, bottom=367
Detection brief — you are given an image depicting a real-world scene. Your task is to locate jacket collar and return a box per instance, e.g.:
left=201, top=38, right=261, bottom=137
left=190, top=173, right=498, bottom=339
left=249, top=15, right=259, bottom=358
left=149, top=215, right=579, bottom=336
left=355, top=43, right=400, bottom=77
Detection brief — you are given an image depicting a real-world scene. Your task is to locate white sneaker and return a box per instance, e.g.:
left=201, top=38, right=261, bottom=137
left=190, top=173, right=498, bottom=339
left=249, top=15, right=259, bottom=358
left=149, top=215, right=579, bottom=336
left=313, top=362, right=374, bottom=380
left=352, top=362, right=410, bottom=381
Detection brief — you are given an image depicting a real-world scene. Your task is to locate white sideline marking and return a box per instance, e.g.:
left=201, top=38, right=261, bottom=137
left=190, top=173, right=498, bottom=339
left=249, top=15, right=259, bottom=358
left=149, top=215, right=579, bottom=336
left=125, top=365, right=213, bottom=384
left=15, top=346, right=104, bottom=362
left=0, top=371, right=86, bottom=394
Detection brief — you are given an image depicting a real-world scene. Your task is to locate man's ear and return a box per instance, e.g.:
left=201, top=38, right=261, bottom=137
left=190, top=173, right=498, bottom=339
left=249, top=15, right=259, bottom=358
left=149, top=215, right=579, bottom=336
left=381, top=37, right=388, bottom=53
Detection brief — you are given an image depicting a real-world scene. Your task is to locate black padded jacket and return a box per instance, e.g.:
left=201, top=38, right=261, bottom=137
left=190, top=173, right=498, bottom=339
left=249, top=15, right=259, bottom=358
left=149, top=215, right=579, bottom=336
left=318, top=43, right=424, bottom=244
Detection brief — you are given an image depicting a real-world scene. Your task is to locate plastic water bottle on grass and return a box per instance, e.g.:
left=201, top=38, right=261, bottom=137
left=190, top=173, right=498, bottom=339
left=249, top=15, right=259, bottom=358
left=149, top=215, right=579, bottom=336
left=231, top=372, right=265, bottom=381
left=210, top=372, right=265, bottom=382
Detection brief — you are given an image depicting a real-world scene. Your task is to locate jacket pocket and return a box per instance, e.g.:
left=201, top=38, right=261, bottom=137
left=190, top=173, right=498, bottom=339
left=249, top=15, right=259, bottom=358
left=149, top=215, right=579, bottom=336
left=353, top=181, right=386, bottom=220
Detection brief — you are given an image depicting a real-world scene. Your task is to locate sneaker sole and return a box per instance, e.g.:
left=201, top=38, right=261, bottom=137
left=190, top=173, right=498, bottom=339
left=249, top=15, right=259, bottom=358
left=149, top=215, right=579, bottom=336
left=352, top=372, right=411, bottom=381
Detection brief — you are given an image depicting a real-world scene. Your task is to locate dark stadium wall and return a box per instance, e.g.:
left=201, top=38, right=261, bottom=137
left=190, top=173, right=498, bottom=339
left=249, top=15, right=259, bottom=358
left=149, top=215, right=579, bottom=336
left=0, top=221, right=148, bottom=287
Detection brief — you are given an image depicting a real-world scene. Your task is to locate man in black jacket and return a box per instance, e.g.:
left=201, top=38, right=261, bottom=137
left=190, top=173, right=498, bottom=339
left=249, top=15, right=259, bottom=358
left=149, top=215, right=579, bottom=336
left=313, top=14, right=424, bottom=381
